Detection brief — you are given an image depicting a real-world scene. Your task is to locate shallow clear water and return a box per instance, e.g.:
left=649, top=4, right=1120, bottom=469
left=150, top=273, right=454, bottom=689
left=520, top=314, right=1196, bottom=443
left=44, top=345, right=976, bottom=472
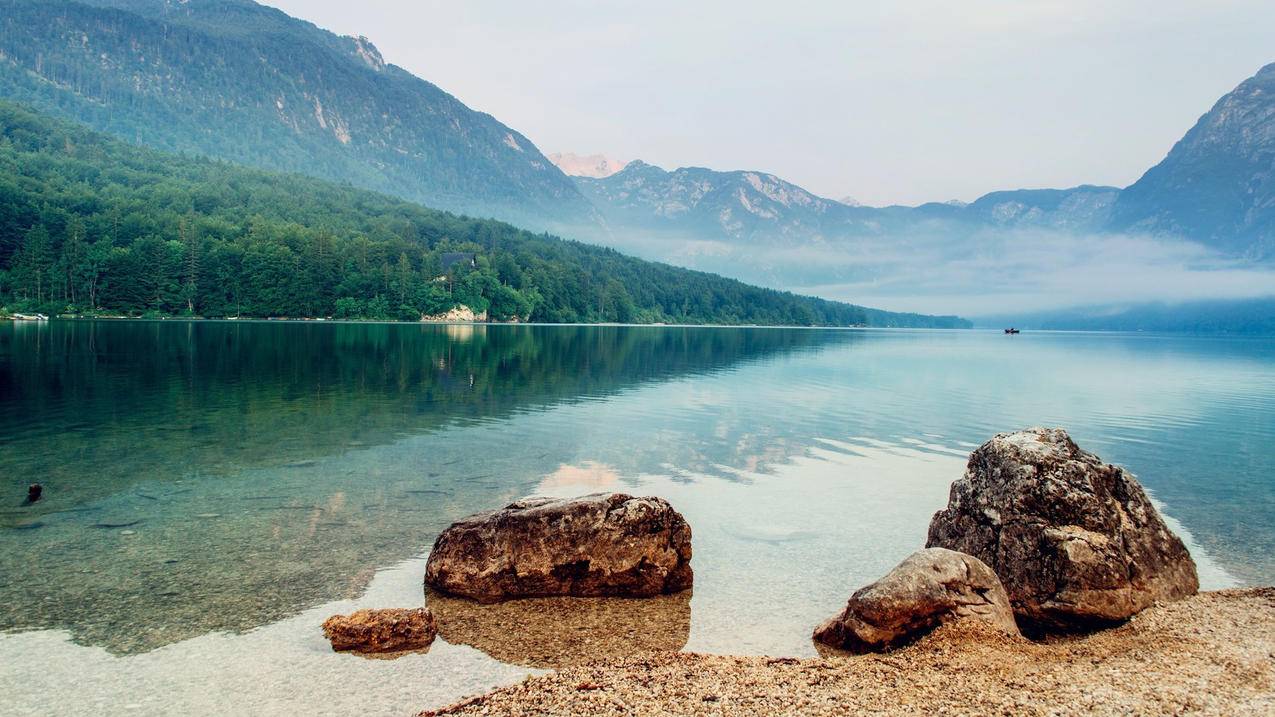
left=1, top=321, right=1272, bottom=715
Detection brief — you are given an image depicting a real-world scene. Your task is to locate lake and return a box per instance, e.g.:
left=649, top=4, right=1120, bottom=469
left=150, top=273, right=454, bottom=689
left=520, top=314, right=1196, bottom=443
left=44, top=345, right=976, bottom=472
left=1, top=321, right=1272, bottom=715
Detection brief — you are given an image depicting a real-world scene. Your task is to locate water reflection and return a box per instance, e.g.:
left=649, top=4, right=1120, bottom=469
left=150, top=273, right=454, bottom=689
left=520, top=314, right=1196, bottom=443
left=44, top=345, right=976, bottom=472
left=428, top=591, right=691, bottom=669
left=0, top=321, right=849, bottom=518
left=0, top=321, right=852, bottom=654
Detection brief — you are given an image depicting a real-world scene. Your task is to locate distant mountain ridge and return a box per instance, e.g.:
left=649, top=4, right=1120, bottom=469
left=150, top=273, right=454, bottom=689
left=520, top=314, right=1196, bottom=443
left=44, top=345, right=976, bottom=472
left=575, top=161, right=853, bottom=244
left=0, top=0, right=594, bottom=229
left=574, top=63, right=1275, bottom=266
left=576, top=159, right=1119, bottom=245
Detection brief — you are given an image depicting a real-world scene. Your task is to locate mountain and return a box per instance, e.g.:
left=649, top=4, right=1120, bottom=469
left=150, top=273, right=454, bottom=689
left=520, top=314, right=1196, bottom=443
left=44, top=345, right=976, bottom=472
left=0, top=0, right=593, bottom=229
left=963, top=186, right=1120, bottom=231
left=570, top=63, right=1275, bottom=297
left=568, top=158, right=1122, bottom=291
left=548, top=152, right=630, bottom=179
left=576, top=161, right=850, bottom=244
left=1109, top=63, right=1275, bottom=260
left=577, top=160, right=1118, bottom=245
left=0, top=100, right=969, bottom=328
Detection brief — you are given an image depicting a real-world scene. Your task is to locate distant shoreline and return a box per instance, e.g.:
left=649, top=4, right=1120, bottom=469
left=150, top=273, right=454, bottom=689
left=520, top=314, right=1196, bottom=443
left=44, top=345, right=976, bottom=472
left=2, top=315, right=902, bottom=330
left=9, top=316, right=1275, bottom=335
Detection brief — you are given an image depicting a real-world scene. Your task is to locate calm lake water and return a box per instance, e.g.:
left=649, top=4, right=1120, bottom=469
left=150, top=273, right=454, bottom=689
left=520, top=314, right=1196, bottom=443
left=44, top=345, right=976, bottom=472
left=1, top=321, right=1272, bottom=715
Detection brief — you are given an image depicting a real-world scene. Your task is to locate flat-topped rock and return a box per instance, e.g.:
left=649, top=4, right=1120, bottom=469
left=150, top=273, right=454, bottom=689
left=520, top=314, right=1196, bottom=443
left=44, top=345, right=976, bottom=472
left=424, top=493, right=693, bottom=603
left=321, top=607, right=436, bottom=653
left=813, top=548, right=1019, bottom=653
left=926, top=427, right=1198, bottom=631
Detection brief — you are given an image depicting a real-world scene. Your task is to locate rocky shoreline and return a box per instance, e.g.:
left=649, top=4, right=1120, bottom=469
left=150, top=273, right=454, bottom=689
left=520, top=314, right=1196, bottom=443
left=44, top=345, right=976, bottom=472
left=316, top=428, right=1272, bottom=714
left=421, top=588, right=1275, bottom=716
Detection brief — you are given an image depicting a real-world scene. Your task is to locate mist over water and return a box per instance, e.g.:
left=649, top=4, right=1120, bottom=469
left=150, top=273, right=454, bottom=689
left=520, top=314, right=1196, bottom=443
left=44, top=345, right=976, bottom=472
left=571, top=223, right=1275, bottom=317
left=1, top=321, right=1272, bottom=715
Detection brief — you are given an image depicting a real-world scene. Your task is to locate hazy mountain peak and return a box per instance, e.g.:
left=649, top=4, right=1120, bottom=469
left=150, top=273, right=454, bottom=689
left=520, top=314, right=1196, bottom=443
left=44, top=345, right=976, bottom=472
left=574, top=160, right=850, bottom=242
left=547, top=152, right=630, bottom=178
left=1109, top=61, right=1275, bottom=259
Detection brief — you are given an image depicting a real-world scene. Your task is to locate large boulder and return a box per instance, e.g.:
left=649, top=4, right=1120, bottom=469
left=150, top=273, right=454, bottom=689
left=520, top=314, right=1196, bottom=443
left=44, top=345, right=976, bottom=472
left=321, top=607, right=437, bottom=653
left=424, top=493, right=693, bottom=603
left=926, top=428, right=1198, bottom=631
left=813, top=548, right=1019, bottom=652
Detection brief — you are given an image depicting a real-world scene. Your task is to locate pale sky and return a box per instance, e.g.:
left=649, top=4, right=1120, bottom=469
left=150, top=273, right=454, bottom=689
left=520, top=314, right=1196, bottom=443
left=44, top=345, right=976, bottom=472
left=264, top=0, right=1275, bottom=206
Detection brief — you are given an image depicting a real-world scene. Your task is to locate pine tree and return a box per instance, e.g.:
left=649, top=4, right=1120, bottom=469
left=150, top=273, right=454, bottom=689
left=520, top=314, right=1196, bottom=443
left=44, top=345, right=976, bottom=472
left=394, top=252, right=413, bottom=307
left=13, top=225, right=55, bottom=304
left=181, top=214, right=200, bottom=314
left=63, top=219, right=87, bottom=307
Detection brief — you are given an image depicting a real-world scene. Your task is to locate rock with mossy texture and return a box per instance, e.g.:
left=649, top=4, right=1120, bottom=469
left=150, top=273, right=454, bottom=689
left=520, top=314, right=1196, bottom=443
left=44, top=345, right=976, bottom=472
left=424, top=493, right=693, bottom=603
left=926, top=428, right=1198, bottom=631
left=813, top=548, right=1019, bottom=652
left=321, top=607, right=437, bottom=653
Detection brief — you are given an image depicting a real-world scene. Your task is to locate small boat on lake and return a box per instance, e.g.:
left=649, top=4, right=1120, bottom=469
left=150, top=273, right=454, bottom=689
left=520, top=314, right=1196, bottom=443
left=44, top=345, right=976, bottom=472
left=1004, top=328, right=1020, bottom=334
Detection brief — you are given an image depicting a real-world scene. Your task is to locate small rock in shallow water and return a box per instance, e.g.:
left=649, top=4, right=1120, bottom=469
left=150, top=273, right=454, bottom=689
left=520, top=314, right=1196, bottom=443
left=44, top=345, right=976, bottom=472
left=26, top=484, right=42, bottom=503
left=813, top=548, right=1020, bottom=653
left=322, top=607, right=436, bottom=654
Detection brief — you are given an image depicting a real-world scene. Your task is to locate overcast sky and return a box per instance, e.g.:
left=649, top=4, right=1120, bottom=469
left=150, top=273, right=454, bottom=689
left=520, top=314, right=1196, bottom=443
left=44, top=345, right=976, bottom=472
left=264, top=1, right=1274, bottom=207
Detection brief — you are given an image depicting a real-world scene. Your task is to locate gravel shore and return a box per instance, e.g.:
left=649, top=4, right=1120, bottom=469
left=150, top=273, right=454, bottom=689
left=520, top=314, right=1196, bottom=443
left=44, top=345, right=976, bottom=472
left=422, top=588, right=1274, bottom=716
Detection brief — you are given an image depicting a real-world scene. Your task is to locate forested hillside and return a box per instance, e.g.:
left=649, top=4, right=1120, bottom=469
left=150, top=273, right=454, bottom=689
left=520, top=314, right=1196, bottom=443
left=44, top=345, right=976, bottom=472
left=0, top=102, right=968, bottom=327
left=0, top=0, right=592, bottom=229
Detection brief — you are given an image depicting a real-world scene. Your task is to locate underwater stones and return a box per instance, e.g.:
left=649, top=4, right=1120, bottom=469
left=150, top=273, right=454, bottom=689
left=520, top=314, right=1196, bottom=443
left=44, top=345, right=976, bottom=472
left=813, top=548, right=1019, bottom=652
left=428, top=591, right=691, bottom=668
left=926, top=427, right=1199, bottom=631
left=321, top=607, right=437, bottom=653
left=424, top=493, right=693, bottom=603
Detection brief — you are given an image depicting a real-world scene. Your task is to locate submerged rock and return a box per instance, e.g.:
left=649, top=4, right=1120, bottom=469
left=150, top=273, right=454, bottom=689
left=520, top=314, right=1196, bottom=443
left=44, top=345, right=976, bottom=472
left=813, top=548, right=1019, bottom=652
left=429, top=590, right=691, bottom=668
left=926, top=427, right=1198, bottom=631
left=424, top=493, right=693, bottom=603
left=321, top=607, right=437, bottom=653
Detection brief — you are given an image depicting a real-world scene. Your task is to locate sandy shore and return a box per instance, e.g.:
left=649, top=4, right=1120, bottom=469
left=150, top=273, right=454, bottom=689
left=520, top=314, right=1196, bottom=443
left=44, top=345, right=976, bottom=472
left=422, top=588, right=1274, bottom=716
